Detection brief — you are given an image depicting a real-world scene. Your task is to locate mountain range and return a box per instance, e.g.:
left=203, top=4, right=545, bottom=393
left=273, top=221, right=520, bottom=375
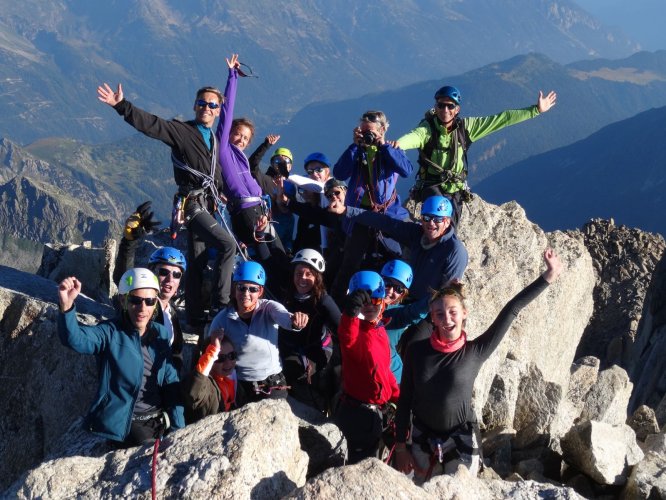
left=475, top=105, right=666, bottom=235
left=0, top=0, right=638, bottom=144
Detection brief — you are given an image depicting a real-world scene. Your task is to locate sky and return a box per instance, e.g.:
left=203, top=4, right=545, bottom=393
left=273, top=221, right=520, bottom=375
left=575, top=0, right=666, bottom=51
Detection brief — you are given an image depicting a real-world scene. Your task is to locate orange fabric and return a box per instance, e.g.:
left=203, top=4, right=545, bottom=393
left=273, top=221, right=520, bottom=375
left=196, top=344, right=219, bottom=376
left=212, top=374, right=235, bottom=411
left=430, top=330, right=467, bottom=353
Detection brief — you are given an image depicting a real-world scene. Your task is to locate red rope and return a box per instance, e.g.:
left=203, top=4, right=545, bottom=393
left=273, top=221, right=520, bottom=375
left=151, top=436, right=160, bottom=500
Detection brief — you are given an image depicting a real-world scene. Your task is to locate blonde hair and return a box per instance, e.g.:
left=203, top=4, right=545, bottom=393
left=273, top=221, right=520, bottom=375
left=428, top=281, right=466, bottom=308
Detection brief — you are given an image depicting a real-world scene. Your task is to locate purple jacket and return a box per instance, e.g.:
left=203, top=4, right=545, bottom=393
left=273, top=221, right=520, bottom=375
left=333, top=143, right=412, bottom=221
left=216, top=68, right=262, bottom=212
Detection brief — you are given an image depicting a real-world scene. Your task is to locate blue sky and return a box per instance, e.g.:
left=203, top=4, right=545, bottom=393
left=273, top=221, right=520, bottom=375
left=575, top=0, right=666, bottom=50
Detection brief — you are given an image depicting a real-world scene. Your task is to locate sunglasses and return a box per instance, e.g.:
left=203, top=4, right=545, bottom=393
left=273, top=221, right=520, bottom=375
left=271, top=157, right=292, bottom=165
left=216, top=351, right=238, bottom=363
left=157, top=268, right=183, bottom=280
left=196, top=99, right=220, bottom=110
left=436, top=101, right=457, bottom=111
left=127, top=295, right=158, bottom=307
left=325, top=190, right=344, bottom=200
left=307, top=167, right=327, bottom=174
left=369, top=297, right=384, bottom=306
left=422, top=214, right=446, bottom=224
left=236, top=284, right=261, bottom=294
left=361, top=112, right=382, bottom=123
left=385, top=282, right=406, bottom=295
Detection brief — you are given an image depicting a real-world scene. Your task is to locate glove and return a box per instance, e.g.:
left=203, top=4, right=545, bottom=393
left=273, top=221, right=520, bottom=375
left=124, top=201, right=162, bottom=240
left=344, top=289, right=370, bottom=317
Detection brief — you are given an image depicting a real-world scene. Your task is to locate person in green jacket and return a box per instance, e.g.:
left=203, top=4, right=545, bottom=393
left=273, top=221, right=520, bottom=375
left=396, top=85, right=557, bottom=226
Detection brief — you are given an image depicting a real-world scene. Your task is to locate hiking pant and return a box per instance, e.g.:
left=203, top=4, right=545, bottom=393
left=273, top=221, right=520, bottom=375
left=334, top=396, right=383, bottom=465
left=184, top=201, right=236, bottom=325
left=239, top=372, right=289, bottom=403
left=410, top=424, right=480, bottom=483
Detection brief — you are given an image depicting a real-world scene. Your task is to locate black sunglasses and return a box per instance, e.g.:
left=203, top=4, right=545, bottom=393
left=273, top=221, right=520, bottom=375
left=421, top=214, right=446, bottom=224
left=157, top=268, right=183, bottom=279
left=196, top=99, right=220, bottom=110
left=127, top=295, right=158, bottom=307
left=436, top=101, right=457, bottom=111
left=307, top=166, right=327, bottom=174
left=325, top=190, right=344, bottom=200
left=385, top=282, right=406, bottom=294
left=216, top=351, right=238, bottom=362
left=361, top=112, right=382, bottom=123
left=236, top=284, right=261, bottom=294
left=271, top=157, right=292, bottom=165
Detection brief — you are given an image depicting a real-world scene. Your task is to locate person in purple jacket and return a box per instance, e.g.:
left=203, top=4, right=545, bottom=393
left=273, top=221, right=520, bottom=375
left=216, top=53, right=287, bottom=281
left=330, top=110, right=414, bottom=302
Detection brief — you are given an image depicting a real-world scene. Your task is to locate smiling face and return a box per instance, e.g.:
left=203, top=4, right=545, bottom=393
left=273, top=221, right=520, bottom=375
left=193, top=91, right=221, bottom=128
left=420, top=215, right=451, bottom=244
left=430, top=294, right=468, bottom=341
left=360, top=300, right=383, bottom=323
left=383, top=279, right=406, bottom=306
left=126, top=288, right=158, bottom=335
left=293, top=263, right=317, bottom=295
left=154, top=263, right=182, bottom=302
left=435, top=98, right=460, bottom=127
left=212, top=339, right=237, bottom=377
left=230, top=124, right=252, bottom=151
left=234, top=281, right=263, bottom=317
left=305, top=161, right=330, bottom=182
left=325, top=186, right=346, bottom=213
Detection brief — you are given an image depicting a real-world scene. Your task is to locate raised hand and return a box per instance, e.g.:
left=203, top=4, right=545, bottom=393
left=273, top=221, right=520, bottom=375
left=58, top=277, right=82, bottom=312
left=124, top=201, right=161, bottom=241
left=266, top=134, right=280, bottom=145
left=209, top=328, right=225, bottom=349
left=542, top=247, right=563, bottom=283
left=537, top=90, right=557, bottom=113
left=97, top=83, right=124, bottom=106
left=226, top=54, right=240, bottom=70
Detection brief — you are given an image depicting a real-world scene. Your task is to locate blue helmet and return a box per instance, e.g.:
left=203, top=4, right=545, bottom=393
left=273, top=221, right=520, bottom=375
left=233, top=261, right=266, bottom=286
left=304, top=152, right=331, bottom=170
left=348, top=271, right=385, bottom=299
left=149, top=247, right=186, bottom=271
left=380, top=260, right=413, bottom=289
left=421, top=196, right=453, bottom=218
left=434, top=85, right=462, bottom=105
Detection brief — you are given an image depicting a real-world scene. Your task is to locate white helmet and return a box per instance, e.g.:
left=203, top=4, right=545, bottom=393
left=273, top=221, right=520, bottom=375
left=118, top=268, right=160, bottom=294
left=291, top=248, right=326, bottom=273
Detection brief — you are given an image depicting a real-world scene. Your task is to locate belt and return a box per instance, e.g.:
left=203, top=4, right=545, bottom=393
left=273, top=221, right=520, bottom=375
left=341, top=393, right=383, bottom=413
left=132, top=410, right=164, bottom=422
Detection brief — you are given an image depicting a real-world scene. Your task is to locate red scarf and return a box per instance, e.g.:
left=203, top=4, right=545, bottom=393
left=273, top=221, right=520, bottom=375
left=430, top=329, right=467, bottom=353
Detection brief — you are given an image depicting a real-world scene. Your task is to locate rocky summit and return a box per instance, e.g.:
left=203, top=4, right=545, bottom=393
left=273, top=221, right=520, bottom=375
left=1, top=196, right=665, bottom=499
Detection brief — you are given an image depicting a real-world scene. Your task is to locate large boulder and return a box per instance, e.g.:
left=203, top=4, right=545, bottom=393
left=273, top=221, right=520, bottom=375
left=6, top=400, right=308, bottom=499
left=457, top=197, right=594, bottom=426
left=561, top=420, right=644, bottom=486
left=0, top=266, right=110, bottom=492
left=580, top=365, right=633, bottom=426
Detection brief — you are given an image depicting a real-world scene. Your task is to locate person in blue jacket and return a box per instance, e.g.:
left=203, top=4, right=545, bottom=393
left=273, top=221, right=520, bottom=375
left=331, top=110, right=414, bottom=302
left=57, top=268, right=185, bottom=446
left=381, top=260, right=429, bottom=384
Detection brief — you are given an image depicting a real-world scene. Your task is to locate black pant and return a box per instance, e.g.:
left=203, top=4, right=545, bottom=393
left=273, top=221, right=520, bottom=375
left=334, top=397, right=383, bottom=464
left=239, top=372, right=289, bottom=403
left=184, top=202, right=236, bottom=324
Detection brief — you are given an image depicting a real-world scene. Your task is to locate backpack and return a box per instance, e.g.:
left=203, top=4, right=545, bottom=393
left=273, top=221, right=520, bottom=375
left=416, top=110, right=471, bottom=188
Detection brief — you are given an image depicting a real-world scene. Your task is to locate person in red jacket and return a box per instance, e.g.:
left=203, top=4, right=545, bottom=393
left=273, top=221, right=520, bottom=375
left=334, top=270, right=399, bottom=464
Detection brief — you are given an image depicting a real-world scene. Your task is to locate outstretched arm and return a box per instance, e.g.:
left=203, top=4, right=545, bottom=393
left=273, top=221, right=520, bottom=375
left=537, top=90, right=557, bottom=113
left=542, top=247, right=563, bottom=283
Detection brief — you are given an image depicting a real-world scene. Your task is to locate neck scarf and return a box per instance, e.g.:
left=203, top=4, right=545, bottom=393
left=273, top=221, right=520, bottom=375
left=430, top=329, right=467, bottom=353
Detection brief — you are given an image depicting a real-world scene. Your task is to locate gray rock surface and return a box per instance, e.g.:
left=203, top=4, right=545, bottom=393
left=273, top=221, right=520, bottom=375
left=581, top=365, right=633, bottom=426
left=457, top=197, right=594, bottom=420
left=572, top=219, right=665, bottom=368
left=561, top=420, right=644, bottom=485
left=627, top=405, right=660, bottom=442
left=7, top=400, right=308, bottom=499
left=621, top=451, right=666, bottom=500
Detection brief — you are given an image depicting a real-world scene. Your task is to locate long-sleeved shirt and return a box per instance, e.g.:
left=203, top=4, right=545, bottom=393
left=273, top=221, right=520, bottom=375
left=398, top=106, right=541, bottom=193
left=209, top=299, right=298, bottom=381
left=338, top=312, right=400, bottom=405
left=395, top=276, right=550, bottom=442
left=215, top=68, right=263, bottom=212
left=346, top=207, right=468, bottom=300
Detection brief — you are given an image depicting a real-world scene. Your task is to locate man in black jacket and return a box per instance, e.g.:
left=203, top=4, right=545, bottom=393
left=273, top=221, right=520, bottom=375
left=98, top=82, right=236, bottom=331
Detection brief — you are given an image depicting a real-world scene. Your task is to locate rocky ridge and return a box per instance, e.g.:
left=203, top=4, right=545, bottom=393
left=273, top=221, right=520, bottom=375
left=1, top=196, right=665, bottom=498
